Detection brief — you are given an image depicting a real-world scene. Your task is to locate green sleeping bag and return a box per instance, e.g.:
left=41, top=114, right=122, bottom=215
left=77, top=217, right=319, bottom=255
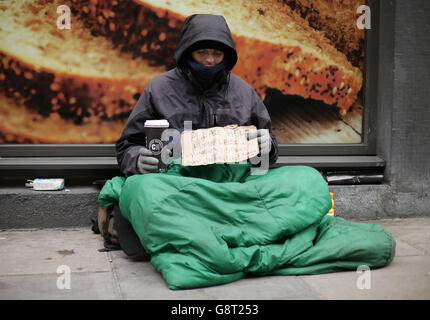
left=99, top=159, right=396, bottom=290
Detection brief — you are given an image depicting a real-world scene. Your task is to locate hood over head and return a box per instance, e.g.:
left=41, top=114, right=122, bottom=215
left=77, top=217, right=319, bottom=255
left=174, top=14, right=238, bottom=71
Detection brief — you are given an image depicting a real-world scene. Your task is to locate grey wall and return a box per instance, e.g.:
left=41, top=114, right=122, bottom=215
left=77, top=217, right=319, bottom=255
left=390, top=0, right=430, bottom=193
left=325, top=0, right=430, bottom=221
left=367, top=0, right=430, bottom=219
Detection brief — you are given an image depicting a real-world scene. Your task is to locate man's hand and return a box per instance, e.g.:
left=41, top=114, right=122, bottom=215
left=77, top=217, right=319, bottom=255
left=137, top=147, right=159, bottom=174
left=247, top=129, right=271, bottom=155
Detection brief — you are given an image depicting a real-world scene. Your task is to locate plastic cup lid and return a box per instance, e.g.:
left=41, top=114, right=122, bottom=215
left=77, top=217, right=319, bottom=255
left=144, top=119, right=170, bottom=127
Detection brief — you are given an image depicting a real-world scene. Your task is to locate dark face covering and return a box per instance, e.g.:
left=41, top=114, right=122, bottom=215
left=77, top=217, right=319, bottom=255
left=186, top=58, right=227, bottom=90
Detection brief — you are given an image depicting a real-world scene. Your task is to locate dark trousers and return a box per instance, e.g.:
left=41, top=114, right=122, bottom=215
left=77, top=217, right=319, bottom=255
left=113, top=204, right=150, bottom=260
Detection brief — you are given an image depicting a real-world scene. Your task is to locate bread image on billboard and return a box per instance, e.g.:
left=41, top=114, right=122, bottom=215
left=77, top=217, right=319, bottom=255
left=0, top=0, right=364, bottom=144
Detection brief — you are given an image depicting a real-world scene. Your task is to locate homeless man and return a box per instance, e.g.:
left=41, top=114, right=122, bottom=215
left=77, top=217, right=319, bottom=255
left=112, top=14, right=279, bottom=257
left=99, top=14, right=395, bottom=288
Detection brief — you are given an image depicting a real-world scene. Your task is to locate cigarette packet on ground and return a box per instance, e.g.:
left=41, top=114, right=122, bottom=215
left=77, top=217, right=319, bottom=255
left=29, top=178, right=65, bottom=191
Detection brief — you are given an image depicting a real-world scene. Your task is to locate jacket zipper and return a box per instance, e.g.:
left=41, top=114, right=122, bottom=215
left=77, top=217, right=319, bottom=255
left=201, top=95, right=216, bottom=128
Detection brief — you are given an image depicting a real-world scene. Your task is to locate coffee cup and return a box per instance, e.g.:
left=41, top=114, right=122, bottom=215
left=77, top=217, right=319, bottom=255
left=144, top=119, right=170, bottom=172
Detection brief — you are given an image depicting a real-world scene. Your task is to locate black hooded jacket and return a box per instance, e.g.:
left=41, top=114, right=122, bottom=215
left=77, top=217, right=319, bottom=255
left=116, top=14, right=279, bottom=176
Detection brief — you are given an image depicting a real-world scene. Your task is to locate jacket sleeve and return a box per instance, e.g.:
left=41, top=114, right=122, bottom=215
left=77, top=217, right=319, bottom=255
left=250, top=89, right=279, bottom=166
left=115, top=84, right=158, bottom=176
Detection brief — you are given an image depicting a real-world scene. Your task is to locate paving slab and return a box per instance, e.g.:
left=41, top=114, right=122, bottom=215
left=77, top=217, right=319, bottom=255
left=296, top=218, right=428, bottom=299
left=359, top=218, right=430, bottom=254
left=391, top=238, right=425, bottom=257
left=0, top=219, right=429, bottom=300
left=0, top=228, right=120, bottom=300
left=299, top=255, right=430, bottom=300
left=0, top=228, right=110, bottom=275
left=382, top=228, right=430, bottom=255
left=0, top=272, right=120, bottom=300
left=298, top=218, right=430, bottom=299
left=109, top=250, right=321, bottom=300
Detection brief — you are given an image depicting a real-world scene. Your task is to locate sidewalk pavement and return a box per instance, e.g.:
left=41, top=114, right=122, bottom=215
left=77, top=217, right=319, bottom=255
left=0, top=217, right=429, bottom=300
